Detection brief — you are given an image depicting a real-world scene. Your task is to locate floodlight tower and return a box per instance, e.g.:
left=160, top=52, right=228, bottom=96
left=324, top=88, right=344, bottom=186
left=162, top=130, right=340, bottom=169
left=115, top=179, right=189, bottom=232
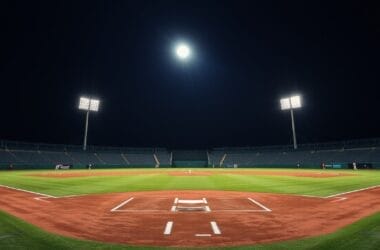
left=174, top=42, right=192, bottom=61
left=78, top=97, right=100, bottom=151
left=280, top=95, right=302, bottom=149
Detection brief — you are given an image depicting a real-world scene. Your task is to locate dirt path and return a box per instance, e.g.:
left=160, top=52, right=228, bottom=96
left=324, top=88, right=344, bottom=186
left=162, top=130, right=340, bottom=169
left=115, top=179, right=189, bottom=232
left=0, top=186, right=379, bottom=247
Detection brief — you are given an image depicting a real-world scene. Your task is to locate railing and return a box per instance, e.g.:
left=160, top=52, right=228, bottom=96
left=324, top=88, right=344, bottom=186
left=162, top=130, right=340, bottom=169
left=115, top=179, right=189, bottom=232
left=1, top=137, right=380, bottom=153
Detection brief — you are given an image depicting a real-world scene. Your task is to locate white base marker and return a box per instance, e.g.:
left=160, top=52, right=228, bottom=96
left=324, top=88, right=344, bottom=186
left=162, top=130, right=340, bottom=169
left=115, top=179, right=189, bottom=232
left=248, top=198, right=272, bottom=212
left=110, top=197, right=134, bottom=212
left=205, top=206, right=211, bottom=212
left=210, top=221, right=221, bottom=235
left=164, top=221, right=173, bottom=235
left=174, top=198, right=178, bottom=204
left=171, top=205, right=177, bottom=212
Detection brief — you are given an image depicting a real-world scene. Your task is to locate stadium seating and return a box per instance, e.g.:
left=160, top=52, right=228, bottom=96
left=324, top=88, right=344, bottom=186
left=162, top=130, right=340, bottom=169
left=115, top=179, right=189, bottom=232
left=124, top=153, right=155, bottom=166
left=0, top=139, right=379, bottom=169
left=41, top=151, right=76, bottom=165
left=0, top=150, right=20, bottom=164
left=172, top=150, right=208, bottom=167
left=97, top=152, right=127, bottom=166
left=154, top=149, right=171, bottom=167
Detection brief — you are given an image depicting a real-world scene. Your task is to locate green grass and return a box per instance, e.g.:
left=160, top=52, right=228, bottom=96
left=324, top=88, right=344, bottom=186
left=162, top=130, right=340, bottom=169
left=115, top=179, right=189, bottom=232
left=0, top=168, right=380, bottom=249
left=0, top=168, right=379, bottom=197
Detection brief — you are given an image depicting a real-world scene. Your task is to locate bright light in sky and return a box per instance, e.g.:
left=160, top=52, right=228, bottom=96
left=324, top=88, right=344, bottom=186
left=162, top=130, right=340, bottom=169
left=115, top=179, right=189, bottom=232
left=175, top=43, right=191, bottom=60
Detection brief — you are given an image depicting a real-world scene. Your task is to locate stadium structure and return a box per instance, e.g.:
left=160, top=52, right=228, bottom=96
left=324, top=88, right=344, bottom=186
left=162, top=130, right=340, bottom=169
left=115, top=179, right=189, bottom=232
left=1, top=138, right=380, bottom=169
left=1, top=139, right=380, bottom=249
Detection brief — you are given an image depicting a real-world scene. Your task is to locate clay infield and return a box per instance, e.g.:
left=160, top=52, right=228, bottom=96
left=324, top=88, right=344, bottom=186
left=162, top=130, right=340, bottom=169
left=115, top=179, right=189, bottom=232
left=27, top=170, right=356, bottom=178
left=0, top=185, right=379, bottom=247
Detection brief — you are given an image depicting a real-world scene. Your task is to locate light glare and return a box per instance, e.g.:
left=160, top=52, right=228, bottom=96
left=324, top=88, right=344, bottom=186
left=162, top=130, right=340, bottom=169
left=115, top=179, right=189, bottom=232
left=175, top=43, right=191, bottom=59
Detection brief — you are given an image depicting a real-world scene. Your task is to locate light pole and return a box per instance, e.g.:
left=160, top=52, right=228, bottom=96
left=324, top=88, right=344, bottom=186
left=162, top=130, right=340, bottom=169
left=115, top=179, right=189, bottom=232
left=280, top=95, right=302, bottom=149
left=78, top=97, right=100, bottom=151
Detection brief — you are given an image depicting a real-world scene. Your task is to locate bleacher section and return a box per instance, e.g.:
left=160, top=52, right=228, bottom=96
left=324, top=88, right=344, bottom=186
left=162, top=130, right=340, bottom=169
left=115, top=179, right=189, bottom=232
left=41, top=151, right=75, bottom=165
left=124, top=153, right=155, bottom=166
left=213, top=146, right=380, bottom=168
left=0, top=142, right=171, bottom=169
left=172, top=150, right=208, bottom=167
left=97, top=152, right=127, bottom=166
left=154, top=149, right=171, bottom=167
left=0, top=139, right=380, bottom=169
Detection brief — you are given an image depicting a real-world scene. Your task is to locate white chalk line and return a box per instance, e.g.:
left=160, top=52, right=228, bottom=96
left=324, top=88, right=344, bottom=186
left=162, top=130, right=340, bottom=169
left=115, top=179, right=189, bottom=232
left=325, top=185, right=380, bottom=198
left=163, top=221, right=173, bottom=235
left=210, top=221, right=221, bottom=235
left=330, top=197, right=347, bottom=202
left=212, top=209, right=273, bottom=212
left=299, top=185, right=380, bottom=202
left=110, top=197, right=134, bottom=212
left=111, top=210, right=174, bottom=213
left=0, top=184, right=55, bottom=198
left=195, top=234, right=211, bottom=237
left=0, top=184, right=89, bottom=203
left=248, top=198, right=272, bottom=212
left=34, top=197, right=51, bottom=202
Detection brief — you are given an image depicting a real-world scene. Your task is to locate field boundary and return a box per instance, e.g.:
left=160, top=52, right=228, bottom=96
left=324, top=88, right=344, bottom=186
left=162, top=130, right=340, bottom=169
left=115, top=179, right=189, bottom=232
left=0, top=184, right=56, bottom=198
left=1, top=184, right=380, bottom=247
left=1, top=183, right=380, bottom=201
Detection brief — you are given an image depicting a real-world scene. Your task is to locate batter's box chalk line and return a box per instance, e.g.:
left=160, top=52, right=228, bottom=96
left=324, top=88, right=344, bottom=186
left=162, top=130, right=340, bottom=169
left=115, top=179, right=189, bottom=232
left=163, top=221, right=222, bottom=236
left=172, top=197, right=211, bottom=212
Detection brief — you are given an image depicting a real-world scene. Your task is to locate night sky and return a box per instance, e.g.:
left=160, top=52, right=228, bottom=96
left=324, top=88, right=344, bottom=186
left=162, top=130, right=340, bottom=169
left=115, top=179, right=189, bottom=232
left=1, top=0, right=379, bottom=149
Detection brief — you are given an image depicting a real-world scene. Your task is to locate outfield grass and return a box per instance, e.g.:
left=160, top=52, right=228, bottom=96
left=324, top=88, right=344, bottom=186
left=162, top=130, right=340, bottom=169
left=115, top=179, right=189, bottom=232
left=0, top=168, right=380, bottom=249
left=0, top=168, right=379, bottom=197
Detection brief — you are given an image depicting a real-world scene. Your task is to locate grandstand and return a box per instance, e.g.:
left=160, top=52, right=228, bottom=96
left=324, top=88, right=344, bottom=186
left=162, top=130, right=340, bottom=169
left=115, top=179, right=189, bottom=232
left=0, top=139, right=379, bottom=169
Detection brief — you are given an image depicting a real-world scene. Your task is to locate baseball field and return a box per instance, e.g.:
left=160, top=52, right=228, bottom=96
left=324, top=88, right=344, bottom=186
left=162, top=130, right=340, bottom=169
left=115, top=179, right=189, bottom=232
left=0, top=168, right=380, bottom=249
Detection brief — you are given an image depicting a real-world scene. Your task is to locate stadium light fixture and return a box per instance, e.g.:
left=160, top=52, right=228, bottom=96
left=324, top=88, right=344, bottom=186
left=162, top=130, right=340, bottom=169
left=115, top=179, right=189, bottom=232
left=174, top=42, right=191, bottom=61
left=78, top=97, right=100, bottom=151
left=280, top=95, right=302, bottom=149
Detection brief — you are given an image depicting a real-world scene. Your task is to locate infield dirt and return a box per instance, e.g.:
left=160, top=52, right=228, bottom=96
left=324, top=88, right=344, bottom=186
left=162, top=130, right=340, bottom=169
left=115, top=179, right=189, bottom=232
left=0, top=186, right=379, bottom=247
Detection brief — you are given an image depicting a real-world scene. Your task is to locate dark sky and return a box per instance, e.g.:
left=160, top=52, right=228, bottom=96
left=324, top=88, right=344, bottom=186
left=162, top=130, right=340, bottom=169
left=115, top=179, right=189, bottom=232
left=1, top=0, right=379, bottom=149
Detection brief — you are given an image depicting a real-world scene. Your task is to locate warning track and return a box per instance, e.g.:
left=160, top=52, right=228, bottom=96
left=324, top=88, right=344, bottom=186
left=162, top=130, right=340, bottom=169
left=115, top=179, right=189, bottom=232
left=0, top=186, right=379, bottom=247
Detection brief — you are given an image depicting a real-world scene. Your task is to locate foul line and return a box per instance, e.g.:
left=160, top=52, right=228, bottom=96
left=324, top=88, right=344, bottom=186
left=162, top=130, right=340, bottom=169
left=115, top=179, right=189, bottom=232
left=299, top=185, right=380, bottom=203
left=0, top=184, right=55, bottom=198
left=110, top=197, right=134, bottom=212
left=325, top=185, right=380, bottom=198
